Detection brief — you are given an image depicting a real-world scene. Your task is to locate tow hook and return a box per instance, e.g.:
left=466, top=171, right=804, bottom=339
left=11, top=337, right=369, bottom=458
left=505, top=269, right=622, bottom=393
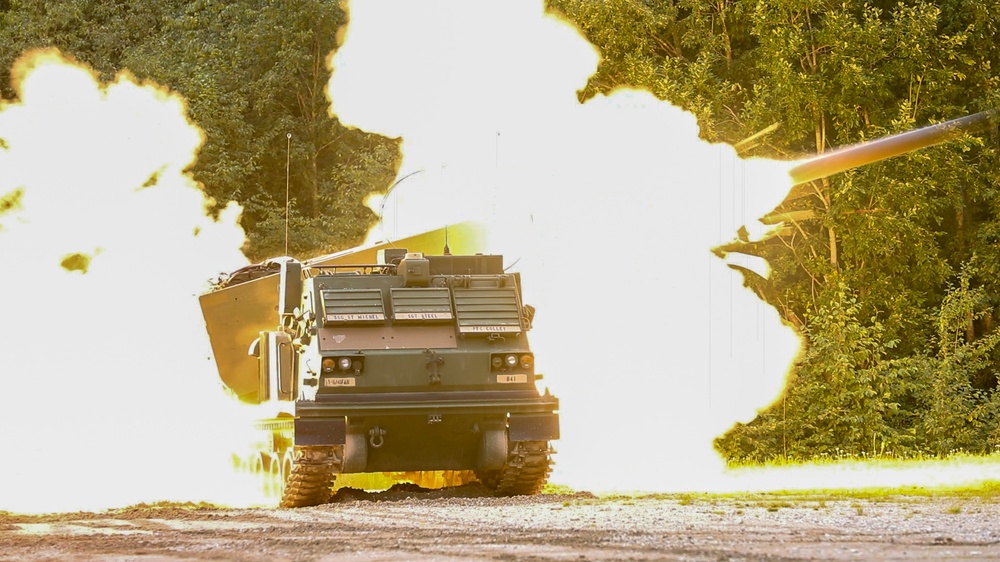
left=369, top=426, right=386, bottom=448
left=425, top=349, right=444, bottom=385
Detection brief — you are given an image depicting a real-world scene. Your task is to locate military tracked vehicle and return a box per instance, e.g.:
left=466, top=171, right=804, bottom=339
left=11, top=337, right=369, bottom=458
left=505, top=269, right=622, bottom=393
left=200, top=225, right=558, bottom=507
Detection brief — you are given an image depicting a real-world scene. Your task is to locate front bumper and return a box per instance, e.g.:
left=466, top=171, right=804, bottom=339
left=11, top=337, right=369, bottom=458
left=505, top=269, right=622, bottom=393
left=294, top=390, right=559, bottom=446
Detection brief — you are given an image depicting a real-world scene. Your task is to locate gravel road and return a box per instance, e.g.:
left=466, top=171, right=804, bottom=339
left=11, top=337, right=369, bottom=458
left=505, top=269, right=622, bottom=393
left=2, top=485, right=999, bottom=561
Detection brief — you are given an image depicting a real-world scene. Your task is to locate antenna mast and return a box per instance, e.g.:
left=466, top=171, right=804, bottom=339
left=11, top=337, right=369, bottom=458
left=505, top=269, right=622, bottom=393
left=285, top=132, right=291, bottom=255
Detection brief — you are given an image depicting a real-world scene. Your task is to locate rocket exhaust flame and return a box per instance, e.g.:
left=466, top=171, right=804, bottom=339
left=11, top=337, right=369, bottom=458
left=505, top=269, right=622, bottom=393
left=327, top=0, right=1000, bottom=493
left=327, top=0, right=801, bottom=492
left=0, top=50, right=260, bottom=514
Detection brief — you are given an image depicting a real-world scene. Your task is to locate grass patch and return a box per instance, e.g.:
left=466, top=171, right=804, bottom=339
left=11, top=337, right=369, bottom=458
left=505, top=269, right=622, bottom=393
left=542, top=483, right=577, bottom=495
left=765, top=501, right=794, bottom=511
left=580, top=478, right=1000, bottom=510
left=550, top=453, right=1000, bottom=507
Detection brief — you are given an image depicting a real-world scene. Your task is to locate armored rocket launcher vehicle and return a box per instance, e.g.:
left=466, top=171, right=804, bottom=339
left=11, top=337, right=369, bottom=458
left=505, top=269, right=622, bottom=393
left=200, top=109, right=995, bottom=508
left=201, top=224, right=558, bottom=507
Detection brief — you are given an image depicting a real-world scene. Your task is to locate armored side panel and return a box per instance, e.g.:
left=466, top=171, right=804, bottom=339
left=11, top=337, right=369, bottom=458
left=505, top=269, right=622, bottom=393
left=256, top=330, right=295, bottom=402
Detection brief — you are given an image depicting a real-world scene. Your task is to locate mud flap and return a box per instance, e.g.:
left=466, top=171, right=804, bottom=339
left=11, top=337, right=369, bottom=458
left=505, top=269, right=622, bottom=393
left=478, top=426, right=508, bottom=469
left=509, top=414, right=559, bottom=441
left=342, top=421, right=368, bottom=472
left=294, top=417, right=346, bottom=446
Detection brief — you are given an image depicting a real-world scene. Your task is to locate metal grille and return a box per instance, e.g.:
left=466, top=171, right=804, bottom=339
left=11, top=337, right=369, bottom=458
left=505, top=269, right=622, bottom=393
left=390, top=287, right=454, bottom=322
left=453, top=287, right=522, bottom=334
left=321, top=289, right=385, bottom=325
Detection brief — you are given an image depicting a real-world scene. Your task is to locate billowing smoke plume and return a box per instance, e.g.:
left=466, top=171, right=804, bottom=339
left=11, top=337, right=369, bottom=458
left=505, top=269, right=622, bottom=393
left=0, top=50, right=256, bottom=513
left=327, top=0, right=801, bottom=491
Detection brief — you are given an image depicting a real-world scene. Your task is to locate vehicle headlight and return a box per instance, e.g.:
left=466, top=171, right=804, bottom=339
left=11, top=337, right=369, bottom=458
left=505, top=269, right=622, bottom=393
left=520, top=354, right=533, bottom=370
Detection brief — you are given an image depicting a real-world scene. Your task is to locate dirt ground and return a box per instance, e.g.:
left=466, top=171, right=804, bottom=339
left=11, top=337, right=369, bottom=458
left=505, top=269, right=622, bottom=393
left=2, top=484, right=999, bottom=561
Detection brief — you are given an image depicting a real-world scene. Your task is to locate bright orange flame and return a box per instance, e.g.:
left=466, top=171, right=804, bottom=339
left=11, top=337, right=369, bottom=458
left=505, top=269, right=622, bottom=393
left=0, top=49, right=261, bottom=514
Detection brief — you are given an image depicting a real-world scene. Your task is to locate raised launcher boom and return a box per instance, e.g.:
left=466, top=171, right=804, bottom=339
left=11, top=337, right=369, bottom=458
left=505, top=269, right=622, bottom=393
left=788, top=109, right=998, bottom=185
left=201, top=225, right=559, bottom=508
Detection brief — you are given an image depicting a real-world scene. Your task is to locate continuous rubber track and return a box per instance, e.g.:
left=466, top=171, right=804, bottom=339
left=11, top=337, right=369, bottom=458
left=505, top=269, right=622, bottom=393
left=476, top=440, right=552, bottom=496
left=280, top=445, right=343, bottom=508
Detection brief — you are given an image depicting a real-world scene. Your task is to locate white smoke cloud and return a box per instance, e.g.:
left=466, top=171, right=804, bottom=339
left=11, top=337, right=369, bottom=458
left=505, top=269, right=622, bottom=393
left=0, top=50, right=256, bottom=513
left=327, top=1, right=801, bottom=491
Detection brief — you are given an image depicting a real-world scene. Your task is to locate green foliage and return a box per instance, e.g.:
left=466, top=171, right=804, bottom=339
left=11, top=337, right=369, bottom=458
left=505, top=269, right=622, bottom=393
left=120, top=0, right=398, bottom=258
left=0, top=0, right=185, bottom=89
left=916, top=264, right=1000, bottom=454
left=0, top=187, right=21, bottom=215
left=788, top=283, right=905, bottom=457
left=550, top=0, right=755, bottom=140
left=59, top=252, right=92, bottom=274
left=0, top=0, right=399, bottom=259
left=720, top=269, right=1000, bottom=462
left=719, top=281, right=923, bottom=462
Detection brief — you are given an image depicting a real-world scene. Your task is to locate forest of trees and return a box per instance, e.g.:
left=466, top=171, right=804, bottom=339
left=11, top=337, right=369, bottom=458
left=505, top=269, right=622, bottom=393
left=2, top=0, right=1000, bottom=463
